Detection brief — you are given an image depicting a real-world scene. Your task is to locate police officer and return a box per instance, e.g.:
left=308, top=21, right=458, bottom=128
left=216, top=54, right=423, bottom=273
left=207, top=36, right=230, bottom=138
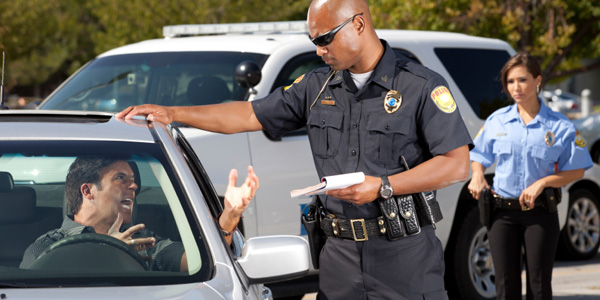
left=468, top=52, right=592, bottom=300
left=118, top=0, right=472, bottom=298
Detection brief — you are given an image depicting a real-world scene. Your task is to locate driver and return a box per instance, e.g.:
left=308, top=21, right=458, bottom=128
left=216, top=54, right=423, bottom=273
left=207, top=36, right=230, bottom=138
left=19, top=156, right=259, bottom=272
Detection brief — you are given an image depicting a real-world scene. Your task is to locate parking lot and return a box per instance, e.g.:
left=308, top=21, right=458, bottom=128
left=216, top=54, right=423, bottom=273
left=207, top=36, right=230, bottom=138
left=550, top=251, right=600, bottom=299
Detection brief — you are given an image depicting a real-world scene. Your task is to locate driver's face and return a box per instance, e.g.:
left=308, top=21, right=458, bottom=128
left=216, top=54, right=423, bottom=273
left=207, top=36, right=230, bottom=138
left=91, top=161, right=137, bottom=226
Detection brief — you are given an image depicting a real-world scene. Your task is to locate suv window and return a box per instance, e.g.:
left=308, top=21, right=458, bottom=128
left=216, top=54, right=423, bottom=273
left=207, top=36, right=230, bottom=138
left=434, top=48, right=511, bottom=119
left=41, top=52, right=268, bottom=112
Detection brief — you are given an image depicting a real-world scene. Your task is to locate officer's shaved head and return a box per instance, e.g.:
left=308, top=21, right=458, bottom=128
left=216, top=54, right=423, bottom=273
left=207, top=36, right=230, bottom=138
left=308, top=0, right=372, bottom=26
left=307, top=0, right=382, bottom=73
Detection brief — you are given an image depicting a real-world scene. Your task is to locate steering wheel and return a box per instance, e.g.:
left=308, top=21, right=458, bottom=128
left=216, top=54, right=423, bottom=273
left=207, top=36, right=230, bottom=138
left=27, top=233, right=148, bottom=271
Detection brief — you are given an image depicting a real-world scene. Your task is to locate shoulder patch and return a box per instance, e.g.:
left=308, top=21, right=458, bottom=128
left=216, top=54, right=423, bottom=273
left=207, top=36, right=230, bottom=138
left=575, top=130, right=587, bottom=148
left=284, top=74, right=305, bottom=91
left=475, top=125, right=484, bottom=140
left=431, top=86, right=456, bottom=113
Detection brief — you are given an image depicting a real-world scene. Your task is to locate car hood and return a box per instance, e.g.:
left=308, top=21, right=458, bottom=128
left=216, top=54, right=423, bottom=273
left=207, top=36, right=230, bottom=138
left=0, top=282, right=225, bottom=300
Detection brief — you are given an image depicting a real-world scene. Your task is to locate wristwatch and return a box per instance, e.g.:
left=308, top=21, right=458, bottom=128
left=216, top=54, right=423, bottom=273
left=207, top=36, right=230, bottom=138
left=379, top=176, right=394, bottom=199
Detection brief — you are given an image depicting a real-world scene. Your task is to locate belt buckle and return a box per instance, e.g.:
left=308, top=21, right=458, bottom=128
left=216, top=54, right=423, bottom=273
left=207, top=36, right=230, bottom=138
left=350, top=219, right=368, bottom=241
left=522, top=204, right=533, bottom=211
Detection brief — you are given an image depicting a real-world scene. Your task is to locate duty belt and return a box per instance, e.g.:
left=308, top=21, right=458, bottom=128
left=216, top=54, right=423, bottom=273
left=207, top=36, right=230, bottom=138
left=320, top=217, right=385, bottom=241
left=493, top=194, right=544, bottom=211
left=320, top=210, right=432, bottom=242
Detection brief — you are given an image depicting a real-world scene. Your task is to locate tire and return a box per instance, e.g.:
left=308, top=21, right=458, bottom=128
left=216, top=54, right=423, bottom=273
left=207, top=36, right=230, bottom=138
left=557, top=189, right=600, bottom=260
left=451, top=206, right=496, bottom=300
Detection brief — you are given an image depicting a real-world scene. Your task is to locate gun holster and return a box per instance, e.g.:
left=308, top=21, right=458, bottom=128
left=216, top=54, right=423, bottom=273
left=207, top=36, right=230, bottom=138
left=541, top=187, right=561, bottom=213
left=301, top=196, right=327, bottom=269
left=478, top=188, right=493, bottom=227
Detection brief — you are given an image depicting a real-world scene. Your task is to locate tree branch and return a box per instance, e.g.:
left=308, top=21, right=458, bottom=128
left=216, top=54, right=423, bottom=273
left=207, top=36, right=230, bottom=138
left=546, top=61, right=600, bottom=82
left=543, top=17, right=598, bottom=79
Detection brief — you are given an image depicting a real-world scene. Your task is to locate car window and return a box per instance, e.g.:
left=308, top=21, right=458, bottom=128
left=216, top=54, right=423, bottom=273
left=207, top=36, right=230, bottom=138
left=40, top=52, right=268, bottom=112
left=0, top=140, right=211, bottom=286
left=434, top=48, right=511, bottom=119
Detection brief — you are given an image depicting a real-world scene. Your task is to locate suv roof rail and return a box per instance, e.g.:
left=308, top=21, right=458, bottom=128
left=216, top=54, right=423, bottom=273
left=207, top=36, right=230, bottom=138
left=163, top=21, right=308, bottom=38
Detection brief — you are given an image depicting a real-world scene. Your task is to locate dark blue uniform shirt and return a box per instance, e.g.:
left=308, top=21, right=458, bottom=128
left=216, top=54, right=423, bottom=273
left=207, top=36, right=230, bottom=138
left=253, top=39, right=473, bottom=299
left=253, top=40, right=472, bottom=219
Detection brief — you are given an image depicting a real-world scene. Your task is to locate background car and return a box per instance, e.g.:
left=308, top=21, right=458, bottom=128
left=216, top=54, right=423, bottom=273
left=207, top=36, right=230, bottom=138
left=0, top=110, right=309, bottom=299
left=542, top=89, right=582, bottom=116
left=36, top=21, right=600, bottom=300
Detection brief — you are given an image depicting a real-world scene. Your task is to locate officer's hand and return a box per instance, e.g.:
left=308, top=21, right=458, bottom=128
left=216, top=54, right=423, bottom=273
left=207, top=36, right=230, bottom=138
left=325, top=175, right=380, bottom=205
left=520, top=181, right=544, bottom=209
left=468, top=174, right=489, bottom=200
left=116, top=104, right=174, bottom=124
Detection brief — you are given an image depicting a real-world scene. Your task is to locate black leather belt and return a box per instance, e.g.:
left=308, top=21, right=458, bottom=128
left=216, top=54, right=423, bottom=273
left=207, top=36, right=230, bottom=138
left=320, top=210, right=433, bottom=241
left=493, top=194, right=544, bottom=211
left=321, top=217, right=385, bottom=241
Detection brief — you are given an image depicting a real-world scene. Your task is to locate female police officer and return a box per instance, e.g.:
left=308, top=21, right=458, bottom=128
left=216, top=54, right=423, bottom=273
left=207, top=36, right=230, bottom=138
left=468, top=52, right=592, bottom=300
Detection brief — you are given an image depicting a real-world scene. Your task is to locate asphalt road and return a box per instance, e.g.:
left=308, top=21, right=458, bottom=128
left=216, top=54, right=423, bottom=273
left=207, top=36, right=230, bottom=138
left=541, top=251, right=600, bottom=299
left=301, top=251, right=600, bottom=300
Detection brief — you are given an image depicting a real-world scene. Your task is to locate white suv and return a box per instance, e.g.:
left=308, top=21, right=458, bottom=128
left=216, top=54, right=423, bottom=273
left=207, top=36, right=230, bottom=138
left=38, top=21, right=600, bottom=300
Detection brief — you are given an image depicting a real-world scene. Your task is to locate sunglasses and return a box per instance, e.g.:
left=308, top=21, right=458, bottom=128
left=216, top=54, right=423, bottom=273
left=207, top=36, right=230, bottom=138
left=310, top=13, right=364, bottom=47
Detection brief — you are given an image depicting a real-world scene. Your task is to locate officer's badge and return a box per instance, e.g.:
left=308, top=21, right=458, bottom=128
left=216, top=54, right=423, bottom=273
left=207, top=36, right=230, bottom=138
left=431, top=86, right=456, bottom=113
left=575, top=130, right=587, bottom=148
left=284, top=74, right=305, bottom=91
left=384, top=90, right=402, bottom=113
left=545, top=131, right=555, bottom=146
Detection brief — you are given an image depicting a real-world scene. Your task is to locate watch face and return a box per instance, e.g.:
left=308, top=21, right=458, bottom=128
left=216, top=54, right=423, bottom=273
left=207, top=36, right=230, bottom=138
left=381, top=188, right=393, bottom=198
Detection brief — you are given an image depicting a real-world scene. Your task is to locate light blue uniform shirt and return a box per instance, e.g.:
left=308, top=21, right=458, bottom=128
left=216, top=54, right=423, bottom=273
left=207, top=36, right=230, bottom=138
left=470, top=98, right=593, bottom=198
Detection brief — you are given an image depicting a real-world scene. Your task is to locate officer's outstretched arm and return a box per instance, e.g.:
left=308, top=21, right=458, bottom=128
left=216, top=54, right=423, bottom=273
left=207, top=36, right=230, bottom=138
left=118, top=102, right=263, bottom=134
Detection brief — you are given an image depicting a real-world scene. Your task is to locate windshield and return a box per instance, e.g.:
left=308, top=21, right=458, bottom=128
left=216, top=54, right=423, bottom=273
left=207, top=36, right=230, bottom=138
left=0, top=140, right=210, bottom=287
left=40, top=52, right=268, bottom=112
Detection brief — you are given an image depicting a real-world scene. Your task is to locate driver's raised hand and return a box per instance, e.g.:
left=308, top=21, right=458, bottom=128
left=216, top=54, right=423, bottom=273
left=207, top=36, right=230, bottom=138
left=116, top=104, right=173, bottom=124
left=108, top=213, right=156, bottom=251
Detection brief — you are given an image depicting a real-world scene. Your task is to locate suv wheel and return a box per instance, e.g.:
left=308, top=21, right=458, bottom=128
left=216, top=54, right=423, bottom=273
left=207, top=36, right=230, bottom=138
left=452, top=206, right=496, bottom=300
left=557, top=189, right=600, bottom=260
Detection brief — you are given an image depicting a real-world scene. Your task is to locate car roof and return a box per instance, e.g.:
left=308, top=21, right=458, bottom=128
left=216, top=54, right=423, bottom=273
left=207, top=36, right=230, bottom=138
left=99, top=28, right=511, bottom=57
left=0, top=110, right=155, bottom=143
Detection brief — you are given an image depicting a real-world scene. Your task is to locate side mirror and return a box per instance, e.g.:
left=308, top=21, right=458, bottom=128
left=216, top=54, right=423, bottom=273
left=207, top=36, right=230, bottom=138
left=235, top=61, right=262, bottom=89
left=237, top=235, right=309, bottom=284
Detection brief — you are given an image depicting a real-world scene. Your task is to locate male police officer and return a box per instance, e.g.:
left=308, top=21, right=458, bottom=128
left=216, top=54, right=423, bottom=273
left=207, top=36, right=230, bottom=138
left=118, top=0, right=471, bottom=298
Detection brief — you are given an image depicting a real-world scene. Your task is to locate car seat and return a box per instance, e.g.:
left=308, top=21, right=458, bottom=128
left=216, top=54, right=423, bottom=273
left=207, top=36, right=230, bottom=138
left=186, top=76, right=231, bottom=105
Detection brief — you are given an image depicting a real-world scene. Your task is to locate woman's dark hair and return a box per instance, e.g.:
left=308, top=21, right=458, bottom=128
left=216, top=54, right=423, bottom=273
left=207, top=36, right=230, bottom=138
left=500, top=51, right=542, bottom=97
left=65, top=156, right=129, bottom=215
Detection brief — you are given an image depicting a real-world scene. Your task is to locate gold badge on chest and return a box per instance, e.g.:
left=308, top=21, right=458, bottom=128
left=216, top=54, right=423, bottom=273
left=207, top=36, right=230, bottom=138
left=545, top=131, right=555, bottom=146
left=384, top=90, right=402, bottom=114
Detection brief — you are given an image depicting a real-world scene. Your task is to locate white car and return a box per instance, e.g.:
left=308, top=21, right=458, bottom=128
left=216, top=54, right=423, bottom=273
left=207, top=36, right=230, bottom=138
left=38, top=21, right=600, bottom=300
left=0, top=110, right=310, bottom=299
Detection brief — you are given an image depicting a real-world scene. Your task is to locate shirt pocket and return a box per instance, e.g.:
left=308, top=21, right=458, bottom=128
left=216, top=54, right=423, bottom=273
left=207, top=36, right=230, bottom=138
left=307, top=109, right=344, bottom=159
left=492, top=141, right=515, bottom=187
left=366, top=115, right=410, bottom=164
left=531, top=145, right=562, bottom=174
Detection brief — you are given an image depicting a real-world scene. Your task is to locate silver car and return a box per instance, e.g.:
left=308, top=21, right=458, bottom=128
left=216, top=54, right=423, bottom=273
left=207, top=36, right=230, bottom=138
left=0, top=110, right=309, bottom=299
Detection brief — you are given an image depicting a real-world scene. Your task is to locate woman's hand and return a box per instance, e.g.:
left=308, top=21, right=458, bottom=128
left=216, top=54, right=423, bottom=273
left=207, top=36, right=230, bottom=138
left=468, top=162, right=490, bottom=200
left=520, top=181, right=545, bottom=209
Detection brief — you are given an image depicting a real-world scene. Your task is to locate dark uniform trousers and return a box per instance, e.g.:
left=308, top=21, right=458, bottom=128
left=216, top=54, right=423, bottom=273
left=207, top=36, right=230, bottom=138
left=317, top=225, right=448, bottom=300
left=488, top=207, right=560, bottom=300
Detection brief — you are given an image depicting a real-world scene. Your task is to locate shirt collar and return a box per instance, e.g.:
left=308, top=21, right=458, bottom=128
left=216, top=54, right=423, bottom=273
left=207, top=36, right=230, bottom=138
left=502, top=97, right=551, bottom=126
left=328, top=39, right=396, bottom=91
left=61, top=215, right=96, bottom=235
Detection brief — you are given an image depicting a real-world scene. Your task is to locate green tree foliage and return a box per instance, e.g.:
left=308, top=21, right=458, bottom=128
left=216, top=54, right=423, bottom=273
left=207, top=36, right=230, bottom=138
left=370, top=0, right=600, bottom=85
left=0, top=0, right=597, bottom=96
left=0, top=0, right=309, bottom=96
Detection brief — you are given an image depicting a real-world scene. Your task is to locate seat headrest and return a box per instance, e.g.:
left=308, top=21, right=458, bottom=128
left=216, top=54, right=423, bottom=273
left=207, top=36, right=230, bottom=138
left=0, top=172, right=14, bottom=193
left=0, top=186, right=36, bottom=224
left=187, top=76, right=231, bottom=105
